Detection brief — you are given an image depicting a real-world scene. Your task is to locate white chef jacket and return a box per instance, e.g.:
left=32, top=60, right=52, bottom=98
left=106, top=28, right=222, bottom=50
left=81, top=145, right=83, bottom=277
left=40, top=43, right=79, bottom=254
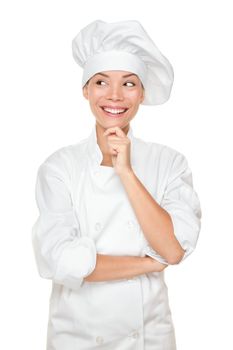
left=31, top=124, right=202, bottom=350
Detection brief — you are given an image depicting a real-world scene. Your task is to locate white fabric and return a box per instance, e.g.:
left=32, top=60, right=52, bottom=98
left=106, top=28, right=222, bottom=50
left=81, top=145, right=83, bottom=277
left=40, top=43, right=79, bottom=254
left=72, top=20, right=174, bottom=105
left=31, top=124, right=202, bottom=349
left=82, top=50, right=148, bottom=91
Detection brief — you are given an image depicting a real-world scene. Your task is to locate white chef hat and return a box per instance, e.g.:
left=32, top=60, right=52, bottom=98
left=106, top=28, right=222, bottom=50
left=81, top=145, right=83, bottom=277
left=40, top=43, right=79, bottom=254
left=72, top=20, right=174, bottom=105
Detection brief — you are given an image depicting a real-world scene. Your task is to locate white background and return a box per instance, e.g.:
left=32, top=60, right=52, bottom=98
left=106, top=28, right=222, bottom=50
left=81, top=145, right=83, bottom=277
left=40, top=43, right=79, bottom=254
left=0, top=0, right=232, bottom=349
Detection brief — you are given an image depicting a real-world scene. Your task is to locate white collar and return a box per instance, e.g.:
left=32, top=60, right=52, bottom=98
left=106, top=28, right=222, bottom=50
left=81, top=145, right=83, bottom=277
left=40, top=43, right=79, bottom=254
left=87, top=124, right=136, bottom=169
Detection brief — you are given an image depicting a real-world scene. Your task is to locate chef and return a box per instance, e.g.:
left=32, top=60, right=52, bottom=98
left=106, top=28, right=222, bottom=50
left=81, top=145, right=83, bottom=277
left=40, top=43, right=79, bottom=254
left=31, top=19, right=202, bottom=350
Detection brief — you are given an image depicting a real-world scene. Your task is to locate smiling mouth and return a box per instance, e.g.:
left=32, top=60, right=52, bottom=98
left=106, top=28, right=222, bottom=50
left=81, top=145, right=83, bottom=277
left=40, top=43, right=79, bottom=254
left=100, top=107, right=129, bottom=117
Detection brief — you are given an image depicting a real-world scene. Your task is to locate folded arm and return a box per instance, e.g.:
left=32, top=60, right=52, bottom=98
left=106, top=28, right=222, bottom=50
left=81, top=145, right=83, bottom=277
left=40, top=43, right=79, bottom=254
left=118, top=151, right=202, bottom=266
left=84, top=254, right=168, bottom=282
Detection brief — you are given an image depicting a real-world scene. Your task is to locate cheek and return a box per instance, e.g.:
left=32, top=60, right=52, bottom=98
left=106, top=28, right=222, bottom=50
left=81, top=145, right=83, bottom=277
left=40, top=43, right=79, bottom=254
left=127, top=91, right=143, bottom=105
left=89, top=89, right=105, bottom=102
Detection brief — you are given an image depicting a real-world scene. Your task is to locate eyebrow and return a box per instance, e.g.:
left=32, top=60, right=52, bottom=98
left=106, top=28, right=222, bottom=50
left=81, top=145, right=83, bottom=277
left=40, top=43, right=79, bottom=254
left=95, top=72, right=137, bottom=78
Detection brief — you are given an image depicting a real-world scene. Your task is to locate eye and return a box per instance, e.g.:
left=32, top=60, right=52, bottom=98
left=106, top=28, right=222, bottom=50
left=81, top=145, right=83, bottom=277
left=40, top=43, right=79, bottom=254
left=124, top=81, right=136, bottom=87
left=96, top=80, right=106, bottom=86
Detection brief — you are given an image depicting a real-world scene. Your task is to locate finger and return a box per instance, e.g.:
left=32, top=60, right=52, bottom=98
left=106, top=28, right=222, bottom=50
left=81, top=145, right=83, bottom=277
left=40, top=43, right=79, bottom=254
left=103, top=127, right=126, bottom=138
left=105, top=136, right=126, bottom=142
left=107, top=139, right=129, bottom=145
left=108, top=143, right=126, bottom=153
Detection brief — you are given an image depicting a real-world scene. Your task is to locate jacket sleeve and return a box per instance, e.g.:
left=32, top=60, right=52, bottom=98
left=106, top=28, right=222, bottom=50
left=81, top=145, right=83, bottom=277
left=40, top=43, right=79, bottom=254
left=31, top=154, right=97, bottom=290
left=143, top=151, right=202, bottom=265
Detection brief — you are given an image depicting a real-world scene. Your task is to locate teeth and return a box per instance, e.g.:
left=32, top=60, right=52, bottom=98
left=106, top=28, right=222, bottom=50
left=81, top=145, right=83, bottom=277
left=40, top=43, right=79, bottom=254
left=103, top=107, right=127, bottom=114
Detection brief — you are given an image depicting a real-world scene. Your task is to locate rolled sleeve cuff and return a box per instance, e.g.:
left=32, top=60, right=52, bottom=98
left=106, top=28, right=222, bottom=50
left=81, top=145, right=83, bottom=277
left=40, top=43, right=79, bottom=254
left=54, top=236, right=97, bottom=290
left=142, top=245, right=169, bottom=265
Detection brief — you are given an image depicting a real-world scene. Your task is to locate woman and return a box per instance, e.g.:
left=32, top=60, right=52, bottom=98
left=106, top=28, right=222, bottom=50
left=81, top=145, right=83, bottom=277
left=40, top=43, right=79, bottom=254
left=32, top=20, right=202, bottom=349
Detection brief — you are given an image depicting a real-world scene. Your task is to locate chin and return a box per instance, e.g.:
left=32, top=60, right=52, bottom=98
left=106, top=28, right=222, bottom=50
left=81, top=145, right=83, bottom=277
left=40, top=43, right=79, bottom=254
left=96, top=119, right=125, bottom=128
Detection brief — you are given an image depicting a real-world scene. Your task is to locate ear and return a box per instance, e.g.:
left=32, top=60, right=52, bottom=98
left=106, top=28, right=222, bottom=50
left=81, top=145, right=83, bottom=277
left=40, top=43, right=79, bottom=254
left=140, top=88, right=145, bottom=104
left=82, top=85, right=88, bottom=100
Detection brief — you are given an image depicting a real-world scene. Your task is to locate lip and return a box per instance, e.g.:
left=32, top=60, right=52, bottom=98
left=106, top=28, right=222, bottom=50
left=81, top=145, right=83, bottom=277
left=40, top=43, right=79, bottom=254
left=101, top=105, right=129, bottom=109
left=100, top=106, right=129, bottom=118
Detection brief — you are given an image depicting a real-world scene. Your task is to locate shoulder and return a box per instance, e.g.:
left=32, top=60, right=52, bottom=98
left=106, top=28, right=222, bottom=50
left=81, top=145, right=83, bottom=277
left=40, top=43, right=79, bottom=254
left=134, top=135, right=188, bottom=169
left=38, top=136, right=89, bottom=176
left=160, top=143, right=188, bottom=168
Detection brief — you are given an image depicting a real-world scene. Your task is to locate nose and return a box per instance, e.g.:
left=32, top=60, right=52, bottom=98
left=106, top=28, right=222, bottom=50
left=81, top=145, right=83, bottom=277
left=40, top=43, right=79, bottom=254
left=107, top=85, right=124, bottom=101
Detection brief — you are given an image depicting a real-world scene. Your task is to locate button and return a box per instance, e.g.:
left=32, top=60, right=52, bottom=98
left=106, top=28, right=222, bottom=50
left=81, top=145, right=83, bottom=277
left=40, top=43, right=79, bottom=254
left=127, top=277, right=136, bottom=282
left=127, top=220, right=135, bottom=229
left=96, top=336, right=104, bottom=344
left=132, top=330, right=139, bottom=339
left=70, top=229, right=76, bottom=238
left=94, top=222, right=102, bottom=231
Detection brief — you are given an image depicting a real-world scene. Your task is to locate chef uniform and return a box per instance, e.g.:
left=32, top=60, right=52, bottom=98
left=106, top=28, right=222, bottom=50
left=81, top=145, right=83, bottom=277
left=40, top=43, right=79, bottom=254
left=31, top=20, right=202, bottom=349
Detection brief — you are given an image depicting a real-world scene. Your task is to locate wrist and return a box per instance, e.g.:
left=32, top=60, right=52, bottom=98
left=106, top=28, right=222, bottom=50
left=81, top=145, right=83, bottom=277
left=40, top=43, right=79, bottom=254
left=144, top=256, right=156, bottom=272
left=117, top=167, right=134, bottom=178
left=144, top=255, right=167, bottom=273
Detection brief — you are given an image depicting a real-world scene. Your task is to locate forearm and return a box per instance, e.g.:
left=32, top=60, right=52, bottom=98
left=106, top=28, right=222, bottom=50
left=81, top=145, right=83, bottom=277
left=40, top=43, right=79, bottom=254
left=119, top=170, right=185, bottom=264
left=84, top=253, right=166, bottom=282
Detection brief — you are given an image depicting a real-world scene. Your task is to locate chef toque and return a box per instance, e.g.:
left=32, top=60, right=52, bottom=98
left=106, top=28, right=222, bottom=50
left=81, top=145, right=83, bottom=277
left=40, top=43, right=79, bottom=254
left=72, top=20, right=174, bottom=105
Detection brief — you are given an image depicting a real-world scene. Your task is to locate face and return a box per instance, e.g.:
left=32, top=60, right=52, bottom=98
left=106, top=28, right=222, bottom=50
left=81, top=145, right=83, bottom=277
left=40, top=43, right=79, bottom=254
left=82, top=70, right=145, bottom=131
